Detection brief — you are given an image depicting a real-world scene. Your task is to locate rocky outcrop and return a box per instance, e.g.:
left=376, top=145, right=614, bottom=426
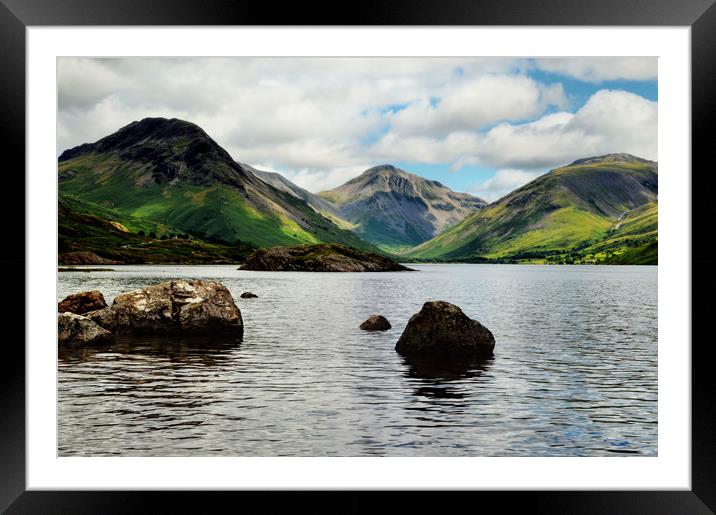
left=86, top=279, right=243, bottom=336
left=240, top=243, right=414, bottom=272
left=58, top=312, right=113, bottom=346
left=360, top=315, right=391, bottom=331
left=58, top=251, right=122, bottom=265
left=240, top=292, right=258, bottom=298
left=395, top=301, right=495, bottom=357
left=58, top=290, right=107, bottom=315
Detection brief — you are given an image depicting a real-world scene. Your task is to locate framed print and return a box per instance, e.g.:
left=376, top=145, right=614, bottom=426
left=2, top=0, right=714, bottom=512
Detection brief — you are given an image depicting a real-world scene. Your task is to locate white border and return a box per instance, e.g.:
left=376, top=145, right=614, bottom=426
left=27, top=27, right=690, bottom=490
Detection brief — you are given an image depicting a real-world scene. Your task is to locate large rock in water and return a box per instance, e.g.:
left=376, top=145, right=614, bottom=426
left=395, top=301, right=495, bottom=357
left=58, top=290, right=107, bottom=315
left=86, top=279, right=243, bottom=336
left=239, top=243, right=414, bottom=272
left=58, top=312, right=113, bottom=346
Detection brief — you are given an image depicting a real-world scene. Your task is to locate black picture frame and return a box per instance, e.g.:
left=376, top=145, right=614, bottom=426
left=2, top=0, right=713, bottom=512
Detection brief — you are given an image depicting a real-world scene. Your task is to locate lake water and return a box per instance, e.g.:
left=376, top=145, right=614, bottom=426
left=58, top=264, right=657, bottom=457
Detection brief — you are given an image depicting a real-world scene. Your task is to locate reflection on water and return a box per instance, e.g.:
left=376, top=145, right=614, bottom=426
left=58, top=264, right=657, bottom=457
left=402, top=355, right=492, bottom=380
left=59, top=335, right=242, bottom=366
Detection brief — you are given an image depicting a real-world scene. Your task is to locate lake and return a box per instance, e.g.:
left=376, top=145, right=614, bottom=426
left=58, top=264, right=657, bottom=457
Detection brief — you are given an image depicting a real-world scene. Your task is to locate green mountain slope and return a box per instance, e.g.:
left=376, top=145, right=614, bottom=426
left=58, top=117, right=376, bottom=251
left=581, top=201, right=658, bottom=264
left=59, top=193, right=255, bottom=264
left=318, top=164, right=486, bottom=252
left=404, top=154, right=658, bottom=263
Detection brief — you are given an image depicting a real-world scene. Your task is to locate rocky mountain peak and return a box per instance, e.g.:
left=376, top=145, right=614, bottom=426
left=59, top=117, right=222, bottom=162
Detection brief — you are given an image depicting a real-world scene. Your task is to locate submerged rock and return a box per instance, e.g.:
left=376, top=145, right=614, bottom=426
left=395, top=301, right=495, bottom=358
left=58, top=290, right=107, bottom=315
left=239, top=243, right=414, bottom=272
left=58, top=312, right=113, bottom=346
left=360, top=315, right=391, bottom=331
left=86, top=279, right=243, bottom=336
left=240, top=292, right=258, bottom=298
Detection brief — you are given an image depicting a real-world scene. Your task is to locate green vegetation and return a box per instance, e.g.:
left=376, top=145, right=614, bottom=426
left=58, top=119, right=658, bottom=266
left=59, top=193, right=255, bottom=264
left=58, top=117, right=379, bottom=253
left=404, top=156, right=658, bottom=265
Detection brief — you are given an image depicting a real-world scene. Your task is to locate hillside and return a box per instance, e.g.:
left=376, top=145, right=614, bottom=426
left=405, top=154, right=658, bottom=263
left=59, top=193, right=255, bottom=264
left=249, top=166, right=355, bottom=230
left=58, top=117, right=375, bottom=251
left=318, top=165, right=486, bottom=251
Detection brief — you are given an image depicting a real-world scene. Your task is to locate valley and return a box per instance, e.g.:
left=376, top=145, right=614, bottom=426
left=58, top=118, right=658, bottom=266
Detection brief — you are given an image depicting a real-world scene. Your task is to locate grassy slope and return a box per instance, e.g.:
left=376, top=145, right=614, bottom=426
left=404, top=159, right=657, bottom=264
left=59, top=152, right=375, bottom=251
left=579, top=201, right=658, bottom=264
left=59, top=193, right=255, bottom=264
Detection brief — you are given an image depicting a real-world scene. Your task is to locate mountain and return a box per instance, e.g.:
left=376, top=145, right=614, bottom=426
left=248, top=167, right=355, bottom=230
left=58, top=118, right=375, bottom=251
left=318, top=165, right=487, bottom=251
left=405, top=154, right=658, bottom=263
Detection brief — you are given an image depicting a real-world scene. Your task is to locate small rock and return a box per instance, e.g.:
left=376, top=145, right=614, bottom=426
left=240, top=292, right=258, bottom=298
left=395, top=301, right=495, bottom=357
left=58, top=290, right=107, bottom=315
left=360, top=315, right=391, bottom=331
left=86, top=279, right=243, bottom=336
left=58, top=312, right=113, bottom=346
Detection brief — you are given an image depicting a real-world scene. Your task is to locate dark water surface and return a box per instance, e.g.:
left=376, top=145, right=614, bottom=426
left=58, top=264, right=657, bottom=456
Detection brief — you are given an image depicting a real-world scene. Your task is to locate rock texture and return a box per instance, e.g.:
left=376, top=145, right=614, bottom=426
left=360, top=315, right=392, bottom=331
left=240, top=243, right=414, bottom=272
left=58, top=290, right=107, bottom=315
left=58, top=251, right=122, bottom=265
left=395, top=301, right=495, bottom=357
left=240, top=292, right=258, bottom=298
left=86, top=279, right=243, bottom=336
left=58, top=312, right=113, bottom=346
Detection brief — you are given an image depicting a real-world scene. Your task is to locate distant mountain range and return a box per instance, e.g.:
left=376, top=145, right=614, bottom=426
left=318, top=165, right=486, bottom=252
left=58, top=118, right=658, bottom=265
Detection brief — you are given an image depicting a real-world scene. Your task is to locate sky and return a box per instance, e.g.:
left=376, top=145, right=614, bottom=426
left=57, top=57, right=657, bottom=202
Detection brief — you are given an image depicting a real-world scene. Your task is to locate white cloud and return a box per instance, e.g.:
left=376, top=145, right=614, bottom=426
left=57, top=59, right=130, bottom=110
left=470, top=169, right=544, bottom=202
left=58, top=57, right=657, bottom=193
left=388, top=74, right=565, bottom=137
left=475, top=89, right=657, bottom=169
left=534, top=57, right=657, bottom=82
left=369, top=89, right=657, bottom=173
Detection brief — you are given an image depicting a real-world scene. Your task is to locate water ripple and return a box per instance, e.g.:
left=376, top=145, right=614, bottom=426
left=58, top=264, right=657, bottom=456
